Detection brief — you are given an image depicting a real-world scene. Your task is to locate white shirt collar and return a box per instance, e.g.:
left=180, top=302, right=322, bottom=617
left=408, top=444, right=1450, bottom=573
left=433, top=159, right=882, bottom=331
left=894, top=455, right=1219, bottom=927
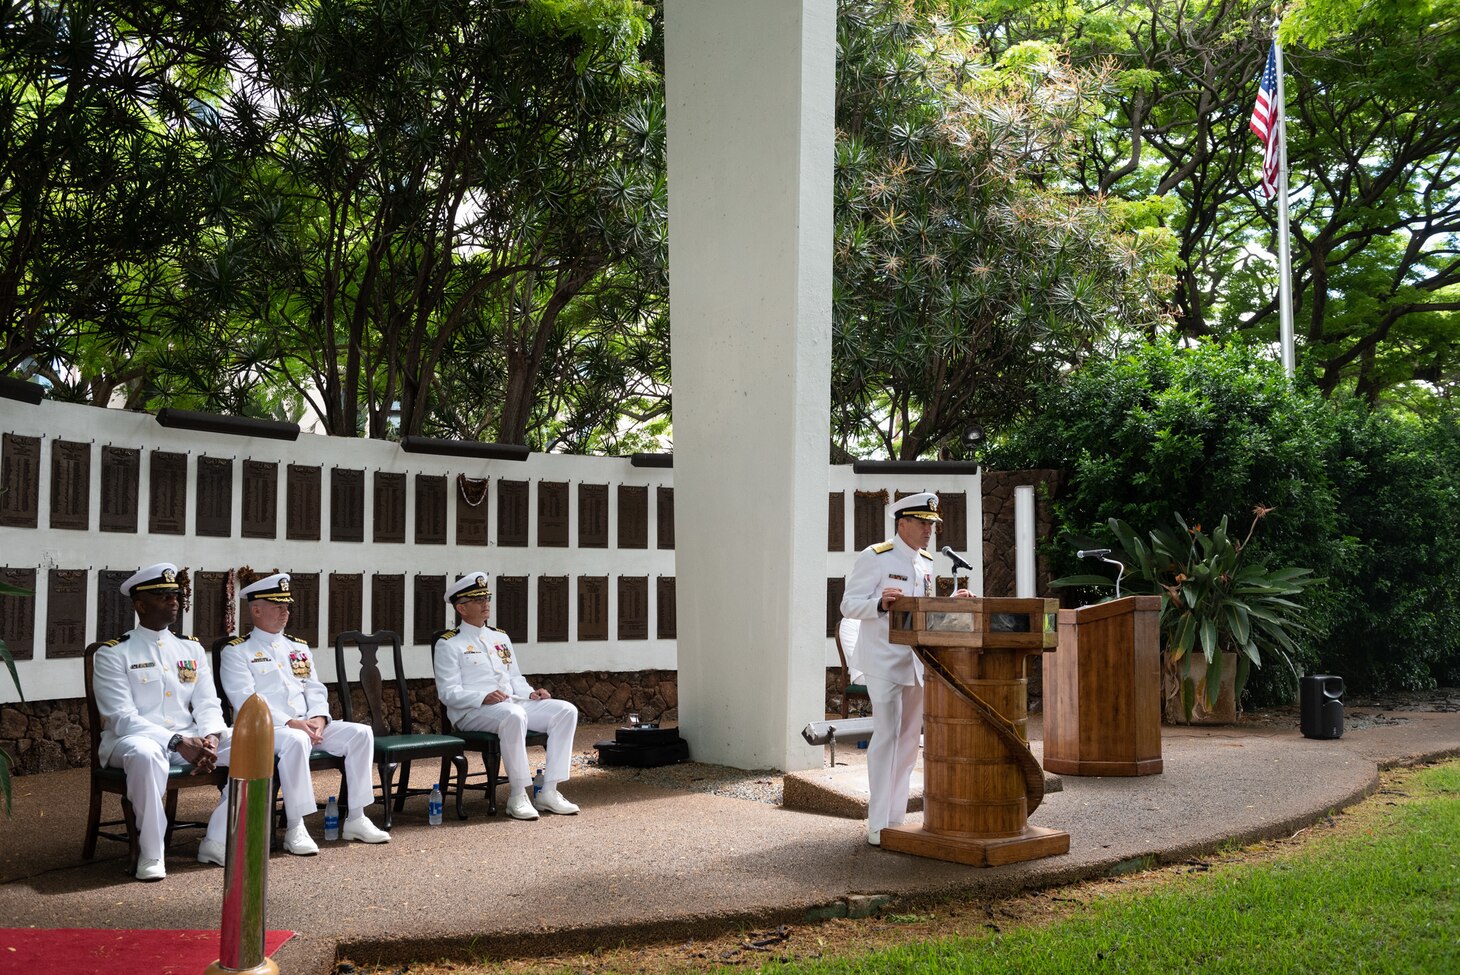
left=135, top=625, right=170, bottom=643
left=892, top=534, right=920, bottom=560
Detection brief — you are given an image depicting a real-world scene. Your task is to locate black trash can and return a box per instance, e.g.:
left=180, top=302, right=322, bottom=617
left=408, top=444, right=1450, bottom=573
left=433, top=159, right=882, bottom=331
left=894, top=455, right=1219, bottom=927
left=1300, top=674, right=1345, bottom=739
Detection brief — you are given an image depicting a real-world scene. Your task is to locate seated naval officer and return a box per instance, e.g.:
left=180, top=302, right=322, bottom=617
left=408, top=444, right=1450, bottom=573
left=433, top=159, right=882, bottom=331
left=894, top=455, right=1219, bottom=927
left=434, top=572, right=580, bottom=820
left=840, top=492, right=972, bottom=847
left=91, top=563, right=230, bottom=881
left=210, top=572, right=390, bottom=863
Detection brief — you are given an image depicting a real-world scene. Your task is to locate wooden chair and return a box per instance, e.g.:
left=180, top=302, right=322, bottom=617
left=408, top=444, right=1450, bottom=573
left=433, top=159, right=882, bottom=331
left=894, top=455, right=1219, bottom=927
left=835, top=618, right=871, bottom=718
left=428, top=628, right=547, bottom=816
left=210, top=636, right=348, bottom=849
left=82, top=641, right=229, bottom=873
left=334, top=629, right=467, bottom=829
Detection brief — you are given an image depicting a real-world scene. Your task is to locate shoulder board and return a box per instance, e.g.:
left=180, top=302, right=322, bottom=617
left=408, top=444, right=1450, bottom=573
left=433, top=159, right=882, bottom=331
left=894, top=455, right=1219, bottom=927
left=188, top=635, right=201, bottom=643
left=918, top=549, right=934, bottom=560
left=287, top=634, right=308, bottom=645
left=100, top=637, right=124, bottom=648
left=487, top=625, right=507, bottom=634
left=226, top=636, right=247, bottom=646
left=439, top=628, right=459, bottom=641
left=871, top=541, right=895, bottom=554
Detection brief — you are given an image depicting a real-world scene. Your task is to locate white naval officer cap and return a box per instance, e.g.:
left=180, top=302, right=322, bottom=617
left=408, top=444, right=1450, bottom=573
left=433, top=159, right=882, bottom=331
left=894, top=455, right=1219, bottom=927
left=445, top=572, right=492, bottom=605
left=119, top=563, right=180, bottom=598
left=889, top=491, right=942, bottom=522
left=240, top=573, right=294, bottom=604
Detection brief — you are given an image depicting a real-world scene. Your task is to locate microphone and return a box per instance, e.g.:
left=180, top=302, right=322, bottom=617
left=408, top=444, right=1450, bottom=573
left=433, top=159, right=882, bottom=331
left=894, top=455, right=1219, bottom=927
left=941, top=546, right=975, bottom=572
left=1077, top=548, right=1111, bottom=559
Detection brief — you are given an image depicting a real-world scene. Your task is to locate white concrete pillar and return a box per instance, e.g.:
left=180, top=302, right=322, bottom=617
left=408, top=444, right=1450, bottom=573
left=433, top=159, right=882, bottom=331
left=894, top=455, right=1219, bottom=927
left=665, top=0, right=834, bottom=770
left=1015, top=485, right=1036, bottom=597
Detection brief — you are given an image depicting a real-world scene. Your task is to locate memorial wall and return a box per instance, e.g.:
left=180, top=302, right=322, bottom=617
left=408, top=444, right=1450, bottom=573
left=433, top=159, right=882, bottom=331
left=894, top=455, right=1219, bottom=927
left=0, top=397, right=988, bottom=716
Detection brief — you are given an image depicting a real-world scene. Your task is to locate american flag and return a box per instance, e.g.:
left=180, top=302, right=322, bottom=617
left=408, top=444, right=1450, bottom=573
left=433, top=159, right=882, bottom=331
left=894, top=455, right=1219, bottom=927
left=1250, top=42, right=1281, bottom=199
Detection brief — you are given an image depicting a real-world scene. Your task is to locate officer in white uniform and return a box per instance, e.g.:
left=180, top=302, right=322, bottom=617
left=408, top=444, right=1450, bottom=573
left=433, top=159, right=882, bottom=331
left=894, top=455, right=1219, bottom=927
left=211, top=573, right=390, bottom=863
left=841, top=492, right=969, bottom=846
left=92, top=563, right=230, bottom=881
left=433, top=573, right=580, bottom=820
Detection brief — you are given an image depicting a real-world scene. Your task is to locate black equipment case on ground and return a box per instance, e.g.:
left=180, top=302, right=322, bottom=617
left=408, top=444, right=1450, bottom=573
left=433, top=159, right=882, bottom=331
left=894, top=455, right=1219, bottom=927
left=594, top=725, right=690, bottom=767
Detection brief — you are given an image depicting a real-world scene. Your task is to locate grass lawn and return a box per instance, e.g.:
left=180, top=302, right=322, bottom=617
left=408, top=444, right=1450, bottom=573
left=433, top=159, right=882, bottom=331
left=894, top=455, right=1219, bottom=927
left=353, top=759, right=1459, bottom=975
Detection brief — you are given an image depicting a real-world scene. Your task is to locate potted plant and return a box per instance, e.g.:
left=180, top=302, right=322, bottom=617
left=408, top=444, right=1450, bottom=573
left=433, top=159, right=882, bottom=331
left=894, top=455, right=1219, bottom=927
left=1054, top=508, right=1318, bottom=724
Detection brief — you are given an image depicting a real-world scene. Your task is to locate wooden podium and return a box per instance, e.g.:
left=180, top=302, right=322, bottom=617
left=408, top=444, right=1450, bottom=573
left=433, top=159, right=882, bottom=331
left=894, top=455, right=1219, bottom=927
left=879, top=597, right=1070, bottom=867
left=1043, top=596, right=1163, bottom=776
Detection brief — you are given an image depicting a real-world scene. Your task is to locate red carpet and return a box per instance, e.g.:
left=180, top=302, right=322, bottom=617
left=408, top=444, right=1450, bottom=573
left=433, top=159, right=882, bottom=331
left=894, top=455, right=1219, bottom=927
left=0, top=928, right=294, bottom=974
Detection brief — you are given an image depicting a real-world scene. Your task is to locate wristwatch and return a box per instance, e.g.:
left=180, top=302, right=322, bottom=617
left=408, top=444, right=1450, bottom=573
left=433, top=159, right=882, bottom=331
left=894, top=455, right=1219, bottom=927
left=167, top=733, right=183, bottom=752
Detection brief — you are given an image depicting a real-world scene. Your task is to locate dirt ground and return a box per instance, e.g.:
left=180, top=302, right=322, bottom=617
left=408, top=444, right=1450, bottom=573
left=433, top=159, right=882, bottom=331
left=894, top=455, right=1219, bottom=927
left=340, top=718, right=1454, bottom=975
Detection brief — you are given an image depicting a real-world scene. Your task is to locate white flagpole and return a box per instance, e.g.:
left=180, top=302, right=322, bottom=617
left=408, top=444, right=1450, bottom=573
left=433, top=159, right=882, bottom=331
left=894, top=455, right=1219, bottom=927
left=1274, top=37, right=1295, bottom=377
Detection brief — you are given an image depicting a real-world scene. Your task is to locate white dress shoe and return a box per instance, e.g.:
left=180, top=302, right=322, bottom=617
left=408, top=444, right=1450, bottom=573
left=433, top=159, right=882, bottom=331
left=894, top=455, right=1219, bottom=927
left=341, top=815, right=391, bottom=843
left=867, top=828, right=882, bottom=847
left=135, top=857, right=166, bottom=881
left=505, top=791, right=540, bottom=820
left=197, top=838, right=226, bottom=866
left=532, top=788, right=580, bottom=815
left=283, top=822, right=319, bottom=856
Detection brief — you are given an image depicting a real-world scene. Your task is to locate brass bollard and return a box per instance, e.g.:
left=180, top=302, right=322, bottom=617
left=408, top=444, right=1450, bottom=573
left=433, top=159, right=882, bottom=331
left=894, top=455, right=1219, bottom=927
left=206, top=694, right=277, bottom=975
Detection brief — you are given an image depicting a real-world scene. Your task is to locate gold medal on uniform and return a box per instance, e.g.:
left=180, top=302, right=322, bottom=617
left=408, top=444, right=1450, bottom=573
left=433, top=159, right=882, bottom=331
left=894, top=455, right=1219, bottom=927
left=495, top=643, right=512, bottom=664
left=289, top=650, right=311, bottom=679
left=176, top=659, right=198, bottom=683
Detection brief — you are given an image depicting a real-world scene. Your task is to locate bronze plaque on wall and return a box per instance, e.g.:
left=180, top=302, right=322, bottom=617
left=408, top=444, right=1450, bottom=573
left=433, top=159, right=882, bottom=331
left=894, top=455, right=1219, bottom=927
left=853, top=490, right=887, bottom=551
left=286, top=465, right=321, bottom=541
left=935, top=491, right=968, bottom=553
left=96, top=569, right=135, bottom=641
left=538, top=481, right=569, bottom=547
left=328, top=572, right=363, bottom=644
left=537, top=575, right=569, bottom=642
left=371, top=573, right=405, bottom=637
left=0, top=567, right=36, bottom=660
left=657, top=487, right=675, bottom=549
left=46, top=568, right=87, bottom=658
left=373, top=472, right=406, bottom=543
left=196, top=457, right=233, bottom=537
left=826, top=577, right=845, bottom=637
left=497, top=575, right=528, bottom=643
left=148, top=450, right=187, bottom=535
left=242, top=461, right=277, bottom=539
left=415, top=474, right=447, bottom=545
left=1, top=433, right=41, bottom=528
left=193, top=571, right=230, bottom=647
left=656, top=576, right=676, bottom=639
left=413, top=574, right=446, bottom=644
left=50, top=440, right=90, bottom=531
left=100, top=446, right=140, bottom=533
left=618, top=485, right=648, bottom=549
left=618, top=576, right=648, bottom=640
left=828, top=492, right=845, bottom=551
left=578, top=575, right=608, bottom=641
left=578, top=483, right=608, bottom=548
left=455, top=475, right=490, bottom=546
left=287, top=572, right=320, bottom=647
left=330, top=468, right=364, bottom=543
left=497, top=479, right=528, bottom=547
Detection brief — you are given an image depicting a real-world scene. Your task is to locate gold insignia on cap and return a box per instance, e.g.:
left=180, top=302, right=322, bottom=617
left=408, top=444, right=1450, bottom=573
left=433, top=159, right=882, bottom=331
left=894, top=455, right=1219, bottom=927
left=163, top=568, right=177, bottom=583
left=280, top=578, right=290, bottom=592
left=476, top=575, right=486, bottom=587
left=928, top=497, right=939, bottom=511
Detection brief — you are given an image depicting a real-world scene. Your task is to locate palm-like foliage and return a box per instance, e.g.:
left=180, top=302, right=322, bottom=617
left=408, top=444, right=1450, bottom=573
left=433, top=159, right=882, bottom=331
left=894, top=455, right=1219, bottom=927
left=1055, top=510, right=1319, bottom=718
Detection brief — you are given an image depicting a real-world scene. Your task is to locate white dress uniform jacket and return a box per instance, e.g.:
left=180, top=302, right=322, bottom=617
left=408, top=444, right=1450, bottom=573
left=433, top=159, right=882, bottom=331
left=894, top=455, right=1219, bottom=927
left=840, top=535, right=936, bottom=686
left=219, top=629, right=330, bottom=727
left=94, top=627, right=227, bottom=766
left=434, top=624, right=533, bottom=727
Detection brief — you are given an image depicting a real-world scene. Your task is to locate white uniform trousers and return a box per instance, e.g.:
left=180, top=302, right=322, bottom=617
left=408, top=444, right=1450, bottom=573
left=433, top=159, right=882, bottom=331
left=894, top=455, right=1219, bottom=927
left=274, top=720, right=376, bottom=822
left=453, top=698, right=578, bottom=789
left=110, top=733, right=232, bottom=860
left=865, top=674, right=923, bottom=835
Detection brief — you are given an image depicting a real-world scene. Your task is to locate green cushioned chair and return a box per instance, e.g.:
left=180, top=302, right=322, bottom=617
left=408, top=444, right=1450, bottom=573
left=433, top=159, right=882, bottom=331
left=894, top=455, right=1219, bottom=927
left=211, top=636, right=348, bottom=849
left=83, top=642, right=229, bottom=874
left=836, top=619, right=871, bottom=718
left=428, top=629, right=548, bottom=816
left=334, top=629, right=467, bottom=829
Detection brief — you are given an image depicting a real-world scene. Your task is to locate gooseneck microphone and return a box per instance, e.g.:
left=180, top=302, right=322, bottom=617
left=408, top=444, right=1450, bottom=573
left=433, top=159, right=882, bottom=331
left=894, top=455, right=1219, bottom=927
left=1077, top=547, right=1124, bottom=598
left=941, top=546, right=975, bottom=572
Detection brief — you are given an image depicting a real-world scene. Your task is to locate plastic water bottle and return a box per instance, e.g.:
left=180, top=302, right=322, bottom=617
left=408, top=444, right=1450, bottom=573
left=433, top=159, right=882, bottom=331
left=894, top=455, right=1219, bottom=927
left=428, top=783, right=443, bottom=826
left=532, top=768, right=544, bottom=798
left=323, top=796, right=340, bottom=840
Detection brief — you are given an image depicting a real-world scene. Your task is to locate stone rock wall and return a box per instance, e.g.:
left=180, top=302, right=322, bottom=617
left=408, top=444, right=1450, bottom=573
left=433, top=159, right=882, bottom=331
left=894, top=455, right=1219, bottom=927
left=981, top=469, right=1064, bottom=599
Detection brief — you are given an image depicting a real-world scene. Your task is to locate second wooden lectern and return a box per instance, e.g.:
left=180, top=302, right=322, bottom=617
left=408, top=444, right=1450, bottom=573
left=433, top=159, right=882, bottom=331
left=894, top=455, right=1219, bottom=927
left=1043, top=595, right=1163, bottom=776
left=880, top=596, right=1070, bottom=867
